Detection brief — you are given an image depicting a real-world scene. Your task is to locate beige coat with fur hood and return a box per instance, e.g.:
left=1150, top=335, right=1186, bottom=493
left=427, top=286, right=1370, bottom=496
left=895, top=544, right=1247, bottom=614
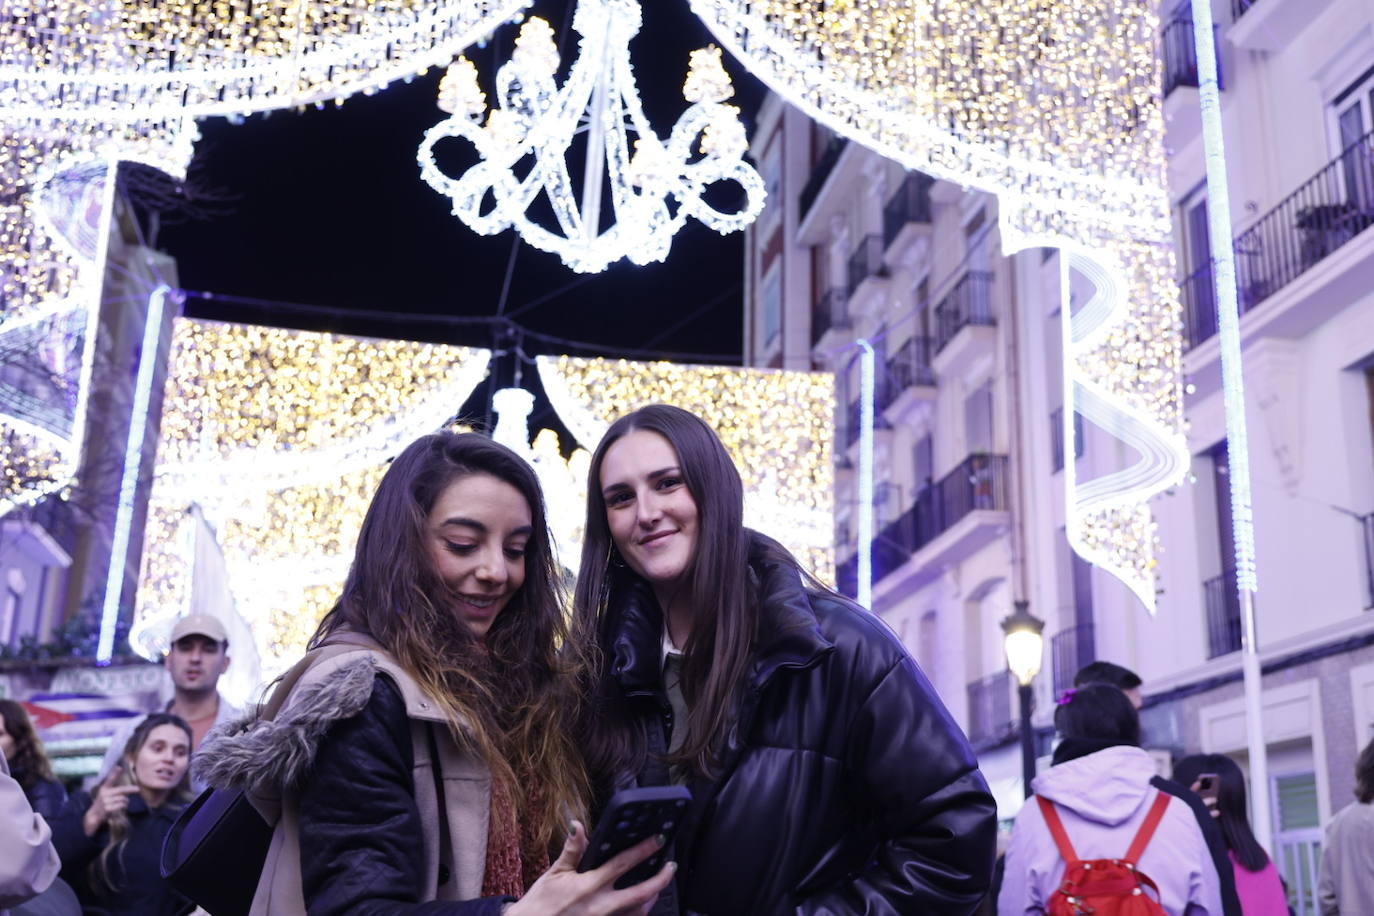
left=195, top=638, right=492, bottom=914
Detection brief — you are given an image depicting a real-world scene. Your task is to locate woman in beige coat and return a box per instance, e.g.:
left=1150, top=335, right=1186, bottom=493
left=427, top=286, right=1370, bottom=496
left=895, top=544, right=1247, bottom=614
left=197, top=432, right=672, bottom=915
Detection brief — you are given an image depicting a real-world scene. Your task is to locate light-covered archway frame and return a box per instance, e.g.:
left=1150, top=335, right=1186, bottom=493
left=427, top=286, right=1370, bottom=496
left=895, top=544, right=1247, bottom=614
left=2, top=0, right=1187, bottom=611
left=689, top=0, right=1188, bottom=611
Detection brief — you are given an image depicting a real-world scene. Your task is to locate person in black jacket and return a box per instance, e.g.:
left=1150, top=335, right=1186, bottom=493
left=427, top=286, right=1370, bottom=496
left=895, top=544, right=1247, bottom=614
left=50, top=712, right=194, bottom=915
left=0, top=699, right=67, bottom=822
left=574, top=404, right=998, bottom=915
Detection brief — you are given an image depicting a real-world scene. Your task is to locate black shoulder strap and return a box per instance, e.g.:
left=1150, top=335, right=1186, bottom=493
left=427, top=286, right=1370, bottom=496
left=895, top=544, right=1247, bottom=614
left=427, top=723, right=453, bottom=889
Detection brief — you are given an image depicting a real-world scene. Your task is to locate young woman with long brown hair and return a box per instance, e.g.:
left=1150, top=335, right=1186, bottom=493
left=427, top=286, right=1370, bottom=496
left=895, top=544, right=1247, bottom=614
left=197, top=431, right=672, bottom=915
left=50, top=711, right=195, bottom=915
left=574, top=404, right=997, bottom=915
left=0, top=698, right=66, bottom=820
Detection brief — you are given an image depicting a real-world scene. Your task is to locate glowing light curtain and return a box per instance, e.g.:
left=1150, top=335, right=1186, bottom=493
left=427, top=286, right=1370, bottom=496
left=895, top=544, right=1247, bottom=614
left=135, top=317, right=490, bottom=676
left=691, top=0, right=1188, bottom=609
left=537, top=355, right=835, bottom=581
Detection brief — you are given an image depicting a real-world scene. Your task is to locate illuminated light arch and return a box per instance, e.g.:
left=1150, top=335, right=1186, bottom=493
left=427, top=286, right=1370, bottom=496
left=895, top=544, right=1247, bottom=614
left=1, top=2, right=530, bottom=511
left=689, top=0, right=1187, bottom=610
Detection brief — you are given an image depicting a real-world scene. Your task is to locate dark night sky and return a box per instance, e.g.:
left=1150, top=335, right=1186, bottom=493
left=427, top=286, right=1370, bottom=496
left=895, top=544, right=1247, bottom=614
left=159, top=0, right=768, bottom=395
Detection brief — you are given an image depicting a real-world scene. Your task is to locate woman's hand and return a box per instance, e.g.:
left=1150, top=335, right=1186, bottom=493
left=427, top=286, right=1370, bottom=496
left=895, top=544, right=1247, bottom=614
left=505, top=820, right=676, bottom=916
left=82, top=768, right=140, bottom=837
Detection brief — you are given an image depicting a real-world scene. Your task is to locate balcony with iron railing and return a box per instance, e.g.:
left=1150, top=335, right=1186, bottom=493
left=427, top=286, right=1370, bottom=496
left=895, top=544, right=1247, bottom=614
left=877, top=336, right=935, bottom=414
left=1051, top=621, right=1096, bottom=696
left=1204, top=568, right=1244, bottom=658
left=883, top=172, right=934, bottom=255
left=847, top=233, right=888, bottom=302
left=1161, top=15, right=1221, bottom=98
left=836, top=454, right=1009, bottom=594
left=934, top=270, right=995, bottom=354
left=966, top=670, right=1014, bottom=747
left=811, top=287, right=850, bottom=347
left=1181, top=128, right=1374, bottom=350
left=799, top=135, right=849, bottom=222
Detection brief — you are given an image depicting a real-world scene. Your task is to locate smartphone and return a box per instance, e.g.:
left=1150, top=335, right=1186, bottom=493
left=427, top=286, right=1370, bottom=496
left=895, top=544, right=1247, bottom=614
left=578, top=785, right=691, bottom=889
left=1194, top=773, right=1219, bottom=804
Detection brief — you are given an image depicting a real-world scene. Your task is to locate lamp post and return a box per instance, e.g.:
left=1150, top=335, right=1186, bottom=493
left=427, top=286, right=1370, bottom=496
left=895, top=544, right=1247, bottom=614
left=1002, top=600, right=1045, bottom=799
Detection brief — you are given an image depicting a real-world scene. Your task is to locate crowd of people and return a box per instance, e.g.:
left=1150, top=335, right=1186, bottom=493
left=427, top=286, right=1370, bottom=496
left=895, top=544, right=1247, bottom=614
left=0, top=405, right=1370, bottom=915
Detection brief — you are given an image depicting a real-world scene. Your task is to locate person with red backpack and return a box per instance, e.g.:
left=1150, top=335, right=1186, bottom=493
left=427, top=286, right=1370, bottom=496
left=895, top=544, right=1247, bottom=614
left=998, top=684, right=1225, bottom=916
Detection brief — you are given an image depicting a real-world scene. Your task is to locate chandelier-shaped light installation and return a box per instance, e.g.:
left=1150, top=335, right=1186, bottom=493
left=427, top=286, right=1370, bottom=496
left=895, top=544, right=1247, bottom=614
left=688, top=0, right=1190, bottom=611
left=418, top=0, right=766, bottom=274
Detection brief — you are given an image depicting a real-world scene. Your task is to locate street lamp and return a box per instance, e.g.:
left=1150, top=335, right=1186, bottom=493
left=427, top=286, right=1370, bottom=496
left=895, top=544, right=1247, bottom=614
left=1002, top=600, right=1045, bottom=798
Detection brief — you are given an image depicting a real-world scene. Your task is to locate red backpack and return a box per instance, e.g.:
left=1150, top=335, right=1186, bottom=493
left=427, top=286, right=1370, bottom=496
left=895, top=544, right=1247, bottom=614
left=1035, top=792, right=1173, bottom=916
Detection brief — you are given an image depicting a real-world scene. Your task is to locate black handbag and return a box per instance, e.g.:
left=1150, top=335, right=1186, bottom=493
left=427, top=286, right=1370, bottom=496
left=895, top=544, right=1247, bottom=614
left=160, top=785, right=272, bottom=916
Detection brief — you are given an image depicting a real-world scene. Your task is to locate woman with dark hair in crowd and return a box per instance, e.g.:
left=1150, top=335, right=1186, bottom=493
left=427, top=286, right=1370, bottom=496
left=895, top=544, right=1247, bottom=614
left=1318, top=736, right=1374, bottom=914
left=196, top=432, right=671, bottom=915
left=1173, top=754, right=1289, bottom=915
left=574, top=404, right=997, bottom=915
left=0, top=699, right=66, bottom=821
left=50, top=712, right=194, bottom=915
left=999, top=684, right=1225, bottom=915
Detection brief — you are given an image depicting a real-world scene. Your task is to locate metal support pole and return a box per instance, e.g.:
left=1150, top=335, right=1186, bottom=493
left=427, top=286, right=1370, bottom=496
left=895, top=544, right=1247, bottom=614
left=1190, top=0, right=1271, bottom=851
left=1019, top=682, right=1036, bottom=798
left=856, top=339, right=875, bottom=610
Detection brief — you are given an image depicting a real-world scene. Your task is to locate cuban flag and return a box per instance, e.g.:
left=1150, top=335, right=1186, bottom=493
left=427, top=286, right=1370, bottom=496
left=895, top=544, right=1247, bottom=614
left=22, top=693, right=145, bottom=744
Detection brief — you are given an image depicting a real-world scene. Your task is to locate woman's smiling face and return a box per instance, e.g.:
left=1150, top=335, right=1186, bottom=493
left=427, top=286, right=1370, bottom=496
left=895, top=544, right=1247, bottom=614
left=599, top=429, right=700, bottom=592
left=423, top=472, right=532, bottom=640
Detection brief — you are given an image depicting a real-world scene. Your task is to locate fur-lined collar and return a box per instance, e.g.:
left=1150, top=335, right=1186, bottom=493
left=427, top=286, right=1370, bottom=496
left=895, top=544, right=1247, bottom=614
left=194, top=655, right=378, bottom=796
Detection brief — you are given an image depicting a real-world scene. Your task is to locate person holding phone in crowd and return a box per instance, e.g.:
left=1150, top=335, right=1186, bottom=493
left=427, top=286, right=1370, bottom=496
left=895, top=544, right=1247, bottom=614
left=574, top=404, right=997, bottom=915
left=1172, top=755, right=1289, bottom=915
left=196, top=432, right=673, bottom=915
left=0, top=700, right=66, bottom=822
left=49, top=713, right=195, bottom=915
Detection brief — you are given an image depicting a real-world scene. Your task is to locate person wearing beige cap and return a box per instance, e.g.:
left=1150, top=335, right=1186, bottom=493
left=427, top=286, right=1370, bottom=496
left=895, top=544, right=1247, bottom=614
left=94, top=614, right=239, bottom=786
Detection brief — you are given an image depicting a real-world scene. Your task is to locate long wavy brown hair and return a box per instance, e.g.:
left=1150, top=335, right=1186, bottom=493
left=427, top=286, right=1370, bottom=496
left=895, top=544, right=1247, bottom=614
left=0, top=699, right=57, bottom=788
left=575, top=405, right=799, bottom=783
left=93, top=712, right=194, bottom=895
left=311, top=432, right=588, bottom=848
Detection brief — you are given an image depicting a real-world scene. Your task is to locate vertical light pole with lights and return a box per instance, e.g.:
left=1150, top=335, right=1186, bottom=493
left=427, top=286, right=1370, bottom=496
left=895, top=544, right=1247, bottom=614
left=1002, top=601, right=1045, bottom=798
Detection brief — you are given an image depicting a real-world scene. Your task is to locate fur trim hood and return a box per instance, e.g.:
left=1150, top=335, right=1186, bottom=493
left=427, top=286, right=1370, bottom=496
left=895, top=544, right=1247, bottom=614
left=194, top=655, right=378, bottom=796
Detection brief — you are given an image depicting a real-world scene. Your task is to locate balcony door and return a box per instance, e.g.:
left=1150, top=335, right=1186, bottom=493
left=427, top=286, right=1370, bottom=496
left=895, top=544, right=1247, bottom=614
left=1335, top=73, right=1374, bottom=213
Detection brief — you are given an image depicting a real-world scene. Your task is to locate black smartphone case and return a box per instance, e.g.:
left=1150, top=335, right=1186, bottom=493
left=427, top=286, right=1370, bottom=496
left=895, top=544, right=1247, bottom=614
left=578, top=785, right=692, bottom=889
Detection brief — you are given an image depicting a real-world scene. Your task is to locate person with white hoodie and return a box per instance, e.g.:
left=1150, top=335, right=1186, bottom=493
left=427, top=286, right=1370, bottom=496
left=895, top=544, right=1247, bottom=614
left=998, top=684, right=1226, bottom=916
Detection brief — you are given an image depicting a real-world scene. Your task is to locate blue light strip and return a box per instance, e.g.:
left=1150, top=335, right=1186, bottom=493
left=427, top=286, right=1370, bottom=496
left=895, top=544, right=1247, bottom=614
left=1190, top=0, right=1257, bottom=595
left=97, top=284, right=171, bottom=664
left=857, top=339, right=875, bottom=610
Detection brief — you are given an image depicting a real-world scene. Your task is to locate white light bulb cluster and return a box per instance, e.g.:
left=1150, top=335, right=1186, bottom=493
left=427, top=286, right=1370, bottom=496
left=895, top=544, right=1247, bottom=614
left=418, top=0, right=766, bottom=274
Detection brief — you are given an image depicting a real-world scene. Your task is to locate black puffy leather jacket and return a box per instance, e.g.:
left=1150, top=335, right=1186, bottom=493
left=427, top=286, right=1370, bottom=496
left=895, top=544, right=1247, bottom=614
left=601, top=538, right=998, bottom=915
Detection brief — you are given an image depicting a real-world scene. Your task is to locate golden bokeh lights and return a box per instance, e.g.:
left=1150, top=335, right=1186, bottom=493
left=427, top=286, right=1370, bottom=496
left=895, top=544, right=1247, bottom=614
left=135, top=317, right=490, bottom=675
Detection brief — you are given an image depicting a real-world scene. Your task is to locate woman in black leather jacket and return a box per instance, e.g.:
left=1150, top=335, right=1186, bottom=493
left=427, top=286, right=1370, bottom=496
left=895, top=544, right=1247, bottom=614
left=574, top=404, right=998, bottom=915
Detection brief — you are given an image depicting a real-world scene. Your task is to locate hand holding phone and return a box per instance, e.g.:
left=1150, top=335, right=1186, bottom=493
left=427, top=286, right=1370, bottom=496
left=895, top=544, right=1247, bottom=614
left=1193, top=773, right=1220, bottom=816
left=577, top=785, right=691, bottom=889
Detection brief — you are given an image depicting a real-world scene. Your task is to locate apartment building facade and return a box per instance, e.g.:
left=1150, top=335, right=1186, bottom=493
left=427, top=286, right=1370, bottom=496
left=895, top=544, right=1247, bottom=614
left=744, top=2, right=1374, bottom=910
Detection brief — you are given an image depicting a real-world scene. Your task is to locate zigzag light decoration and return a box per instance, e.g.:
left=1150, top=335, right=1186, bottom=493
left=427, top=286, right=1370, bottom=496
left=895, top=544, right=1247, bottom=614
left=690, top=0, right=1189, bottom=610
